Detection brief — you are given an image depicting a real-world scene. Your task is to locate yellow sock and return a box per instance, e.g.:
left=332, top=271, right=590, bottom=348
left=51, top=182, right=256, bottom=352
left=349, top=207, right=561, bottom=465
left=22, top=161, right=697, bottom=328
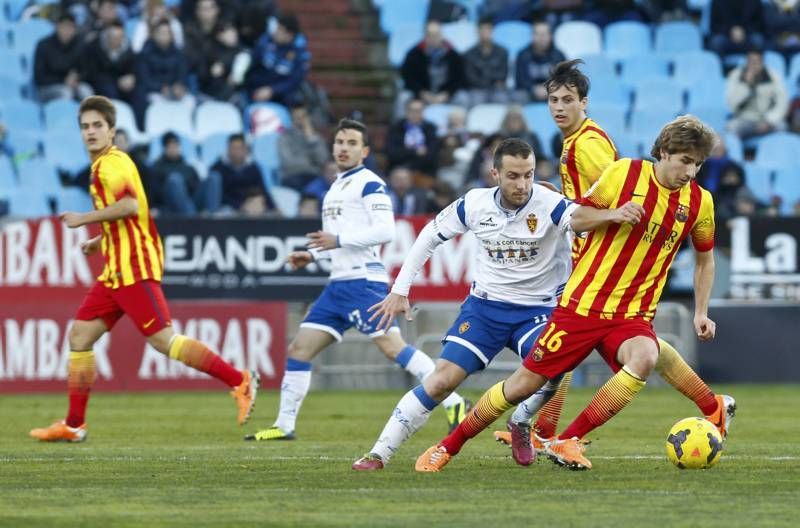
left=656, top=338, right=718, bottom=415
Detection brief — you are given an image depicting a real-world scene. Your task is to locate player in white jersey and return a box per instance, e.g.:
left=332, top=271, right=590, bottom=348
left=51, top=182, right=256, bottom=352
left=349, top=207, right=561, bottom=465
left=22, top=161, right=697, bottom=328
left=352, top=138, right=578, bottom=470
left=245, top=119, right=469, bottom=441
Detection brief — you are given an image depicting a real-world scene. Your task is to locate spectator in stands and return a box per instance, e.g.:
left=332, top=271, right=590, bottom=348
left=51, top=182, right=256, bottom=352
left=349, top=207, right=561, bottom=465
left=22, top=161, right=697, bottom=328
left=131, top=0, right=185, bottom=52
left=386, top=99, right=440, bottom=182
left=788, top=92, right=800, bottom=133
left=726, top=49, right=789, bottom=139
left=136, top=19, right=194, bottom=108
left=480, top=0, right=535, bottom=22
left=638, top=0, right=689, bottom=22
left=583, top=1, right=645, bottom=27
left=183, top=0, right=220, bottom=73
left=461, top=17, right=510, bottom=106
left=466, top=133, right=502, bottom=187
left=763, top=0, right=800, bottom=58
left=302, top=160, right=338, bottom=211
left=400, top=20, right=465, bottom=105
left=244, top=12, right=310, bottom=105
left=84, top=0, right=123, bottom=43
left=714, top=163, right=761, bottom=222
left=297, top=195, right=321, bottom=217
left=498, top=105, right=545, bottom=161
left=515, top=20, right=565, bottom=103
left=198, top=20, right=250, bottom=102
left=84, top=22, right=138, bottom=110
left=387, top=166, right=430, bottom=216
left=708, top=0, right=765, bottom=62
left=150, top=131, right=219, bottom=215
left=278, top=102, right=329, bottom=190
left=427, top=180, right=457, bottom=213
left=209, top=133, right=278, bottom=216
left=33, top=12, right=93, bottom=103
left=696, top=138, right=742, bottom=194
left=437, top=106, right=470, bottom=173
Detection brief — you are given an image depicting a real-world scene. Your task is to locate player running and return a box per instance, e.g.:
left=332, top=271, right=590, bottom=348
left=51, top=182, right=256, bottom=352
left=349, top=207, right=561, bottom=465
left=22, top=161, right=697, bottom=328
left=30, top=96, right=258, bottom=443
left=244, top=119, right=468, bottom=442
left=416, top=115, right=723, bottom=472
left=351, top=138, right=578, bottom=470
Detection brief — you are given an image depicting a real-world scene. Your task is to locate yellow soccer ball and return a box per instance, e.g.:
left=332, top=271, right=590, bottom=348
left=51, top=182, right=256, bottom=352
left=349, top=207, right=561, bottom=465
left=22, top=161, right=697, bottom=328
left=665, top=417, right=723, bottom=469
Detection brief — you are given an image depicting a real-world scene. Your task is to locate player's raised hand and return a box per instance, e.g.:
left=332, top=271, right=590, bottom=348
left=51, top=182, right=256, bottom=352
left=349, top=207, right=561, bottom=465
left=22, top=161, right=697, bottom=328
left=287, top=251, right=313, bottom=270
left=80, top=235, right=102, bottom=256
left=694, top=314, right=716, bottom=341
left=368, top=292, right=412, bottom=331
left=611, top=201, right=645, bottom=225
left=306, top=231, right=338, bottom=250
left=60, top=211, right=86, bottom=228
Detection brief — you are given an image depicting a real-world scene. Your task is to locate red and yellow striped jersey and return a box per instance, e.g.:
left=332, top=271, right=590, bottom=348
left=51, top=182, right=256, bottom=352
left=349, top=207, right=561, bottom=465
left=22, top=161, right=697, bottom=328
left=89, top=146, right=163, bottom=288
left=559, top=117, right=618, bottom=202
left=561, top=158, right=715, bottom=320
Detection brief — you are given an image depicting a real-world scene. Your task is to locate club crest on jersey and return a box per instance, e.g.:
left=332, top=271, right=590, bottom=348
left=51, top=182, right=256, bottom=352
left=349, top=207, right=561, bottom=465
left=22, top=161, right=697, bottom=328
left=526, top=213, right=538, bottom=233
left=458, top=322, right=470, bottom=334
left=675, top=204, right=689, bottom=222
left=531, top=346, right=545, bottom=361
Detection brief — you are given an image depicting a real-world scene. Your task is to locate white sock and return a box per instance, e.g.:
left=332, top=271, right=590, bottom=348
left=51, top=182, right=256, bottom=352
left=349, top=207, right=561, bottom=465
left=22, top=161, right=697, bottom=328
left=511, top=377, right=561, bottom=425
left=274, top=369, right=312, bottom=433
left=395, top=346, right=465, bottom=410
left=370, top=386, right=435, bottom=463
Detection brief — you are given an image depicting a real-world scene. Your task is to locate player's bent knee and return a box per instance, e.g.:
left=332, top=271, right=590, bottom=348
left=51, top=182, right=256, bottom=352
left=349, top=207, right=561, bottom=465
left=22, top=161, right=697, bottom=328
left=504, top=367, right=547, bottom=404
left=68, top=320, right=103, bottom=350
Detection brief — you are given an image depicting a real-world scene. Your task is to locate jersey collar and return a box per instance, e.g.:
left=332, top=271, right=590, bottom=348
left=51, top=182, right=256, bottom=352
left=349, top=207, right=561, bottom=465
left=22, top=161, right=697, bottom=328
left=338, top=165, right=365, bottom=180
left=493, top=187, right=533, bottom=218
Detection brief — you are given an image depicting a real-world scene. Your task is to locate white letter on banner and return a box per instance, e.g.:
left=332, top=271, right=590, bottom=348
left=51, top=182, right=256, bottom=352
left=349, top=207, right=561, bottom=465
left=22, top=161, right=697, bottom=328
left=198, top=237, right=227, bottom=271
left=62, top=224, right=93, bottom=286
left=5, top=319, right=35, bottom=379
left=57, top=323, right=111, bottom=379
left=247, top=319, right=274, bottom=376
left=221, top=319, right=245, bottom=369
left=765, top=233, right=796, bottom=273
left=164, top=235, right=193, bottom=271
left=255, top=236, right=285, bottom=272
left=226, top=236, right=253, bottom=271
left=27, top=219, right=59, bottom=286
left=37, top=319, right=60, bottom=378
left=5, top=222, right=31, bottom=285
left=730, top=217, right=764, bottom=273
left=138, top=344, right=168, bottom=379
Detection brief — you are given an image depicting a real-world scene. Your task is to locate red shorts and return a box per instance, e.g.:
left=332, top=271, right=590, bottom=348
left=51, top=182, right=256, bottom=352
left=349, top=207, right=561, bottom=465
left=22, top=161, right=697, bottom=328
left=522, top=306, right=658, bottom=379
left=75, top=280, right=172, bottom=336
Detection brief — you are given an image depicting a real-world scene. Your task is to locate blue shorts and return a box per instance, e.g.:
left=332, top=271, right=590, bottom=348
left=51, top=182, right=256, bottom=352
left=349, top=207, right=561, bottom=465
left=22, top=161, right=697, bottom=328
left=300, top=279, right=398, bottom=341
left=441, top=295, right=553, bottom=375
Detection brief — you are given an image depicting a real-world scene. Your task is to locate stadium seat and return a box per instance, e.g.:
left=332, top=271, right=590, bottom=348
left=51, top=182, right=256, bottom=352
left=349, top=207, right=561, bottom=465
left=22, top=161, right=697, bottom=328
left=245, top=102, right=291, bottom=135
left=493, top=21, right=531, bottom=59
left=604, top=20, right=651, bottom=58
left=423, top=103, right=458, bottom=136
left=672, top=51, right=723, bottom=88
left=2, top=188, right=52, bottom=218
left=774, top=168, right=800, bottom=214
left=587, top=102, right=627, bottom=142
left=522, top=103, right=560, bottom=158
left=200, top=132, right=230, bottom=167
left=654, top=21, right=702, bottom=54
left=0, top=100, right=42, bottom=134
left=611, top=132, right=641, bottom=158
left=554, top=21, right=602, bottom=59
left=690, top=106, right=728, bottom=134
left=144, top=99, right=195, bottom=139
left=629, top=108, right=678, bottom=149
left=56, top=187, right=94, bottom=213
left=743, top=162, right=774, bottom=205
left=43, top=99, right=80, bottom=132
left=764, top=50, right=787, bottom=79
left=631, top=79, right=684, bottom=114
left=194, top=101, right=244, bottom=142
left=252, top=132, right=280, bottom=187
left=379, top=0, right=428, bottom=36
left=788, top=53, right=800, bottom=94
left=442, top=20, right=478, bottom=53
left=10, top=18, right=53, bottom=65
left=4, top=0, right=31, bottom=22
left=686, top=76, right=727, bottom=113
left=0, top=49, right=26, bottom=83
left=148, top=132, right=197, bottom=162
left=269, top=185, right=301, bottom=218
left=43, top=131, right=90, bottom=176
left=388, top=24, right=424, bottom=67
left=0, top=155, right=16, bottom=188
left=16, top=157, right=60, bottom=193
left=4, top=131, right=40, bottom=159
left=0, top=74, right=25, bottom=101
left=723, top=132, right=743, bottom=163
left=589, top=81, right=631, bottom=106
left=111, top=99, right=146, bottom=145
left=620, top=55, right=670, bottom=83
left=754, top=132, right=800, bottom=170
left=579, top=54, right=618, bottom=80
left=466, top=103, right=506, bottom=135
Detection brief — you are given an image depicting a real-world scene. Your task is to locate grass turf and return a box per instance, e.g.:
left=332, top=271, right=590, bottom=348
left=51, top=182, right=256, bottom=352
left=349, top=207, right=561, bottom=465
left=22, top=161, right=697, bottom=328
left=1, top=384, right=798, bottom=527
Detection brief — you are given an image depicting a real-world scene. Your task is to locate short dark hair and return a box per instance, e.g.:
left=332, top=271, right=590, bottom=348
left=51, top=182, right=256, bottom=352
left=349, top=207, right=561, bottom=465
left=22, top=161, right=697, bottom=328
left=276, top=12, right=300, bottom=35
left=493, top=138, right=533, bottom=170
left=78, top=95, right=116, bottom=128
left=334, top=118, right=369, bottom=147
left=57, top=12, right=76, bottom=24
left=228, top=132, right=247, bottom=145
left=478, top=16, right=493, bottom=27
left=161, top=131, right=179, bottom=147
left=545, top=59, right=590, bottom=99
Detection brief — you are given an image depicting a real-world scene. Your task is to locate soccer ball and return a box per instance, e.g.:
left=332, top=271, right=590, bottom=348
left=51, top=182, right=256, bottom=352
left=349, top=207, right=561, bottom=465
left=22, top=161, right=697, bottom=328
left=665, top=417, right=723, bottom=469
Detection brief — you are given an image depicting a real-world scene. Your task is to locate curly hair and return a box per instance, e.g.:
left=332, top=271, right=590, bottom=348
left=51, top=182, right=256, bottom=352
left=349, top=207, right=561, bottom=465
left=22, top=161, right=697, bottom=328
left=650, top=115, right=717, bottom=161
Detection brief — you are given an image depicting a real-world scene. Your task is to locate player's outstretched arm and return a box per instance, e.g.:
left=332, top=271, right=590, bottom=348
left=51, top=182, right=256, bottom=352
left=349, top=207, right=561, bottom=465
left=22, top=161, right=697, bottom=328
left=287, top=250, right=314, bottom=270
left=60, top=196, right=139, bottom=228
left=368, top=292, right=412, bottom=331
left=692, top=248, right=716, bottom=341
left=570, top=201, right=644, bottom=232
left=80, top=235, right=102, bottom=256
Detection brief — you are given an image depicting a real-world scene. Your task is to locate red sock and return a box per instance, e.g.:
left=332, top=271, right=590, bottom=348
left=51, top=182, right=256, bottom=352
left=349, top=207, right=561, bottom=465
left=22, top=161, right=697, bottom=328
left=440, top=424, right=469, bottom=455
left=66, top=351, right=95, bottom=427
left=169, top=335, right=243, bottom=387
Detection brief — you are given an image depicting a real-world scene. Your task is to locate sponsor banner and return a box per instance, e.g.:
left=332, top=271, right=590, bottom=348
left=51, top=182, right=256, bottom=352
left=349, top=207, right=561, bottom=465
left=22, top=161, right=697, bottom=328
left=720, top=217, right=800, bottom=300
left=0, top=300, right=286, bottom=393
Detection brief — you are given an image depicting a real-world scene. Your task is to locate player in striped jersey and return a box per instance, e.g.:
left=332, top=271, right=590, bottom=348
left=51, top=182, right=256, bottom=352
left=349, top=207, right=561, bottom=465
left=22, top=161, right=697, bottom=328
left=30, top=96, right=258, bottom=443
left=496, top=60, right=735, bottom=460
left=416, top=116, right=721, bottom=472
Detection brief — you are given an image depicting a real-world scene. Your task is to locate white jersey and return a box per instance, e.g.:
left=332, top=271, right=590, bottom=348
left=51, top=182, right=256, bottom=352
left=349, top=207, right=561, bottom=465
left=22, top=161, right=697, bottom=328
left=311, top=165, right=395, bottom=283
left=393, top=186, right=577, bottom=306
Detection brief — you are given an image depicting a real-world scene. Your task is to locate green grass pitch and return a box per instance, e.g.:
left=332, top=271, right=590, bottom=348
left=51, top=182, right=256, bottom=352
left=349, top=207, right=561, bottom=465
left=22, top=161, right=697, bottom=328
left=1, top=384, right=798, bottom=527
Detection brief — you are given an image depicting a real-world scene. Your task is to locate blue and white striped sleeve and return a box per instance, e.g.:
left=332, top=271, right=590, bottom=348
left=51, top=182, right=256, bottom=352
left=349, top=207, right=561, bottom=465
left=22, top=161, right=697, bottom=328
left=338, top=180, right=395, bottom=248
left=550, top=197, right=579, bottom=232
left=432, top=196, right=469, bottom=241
